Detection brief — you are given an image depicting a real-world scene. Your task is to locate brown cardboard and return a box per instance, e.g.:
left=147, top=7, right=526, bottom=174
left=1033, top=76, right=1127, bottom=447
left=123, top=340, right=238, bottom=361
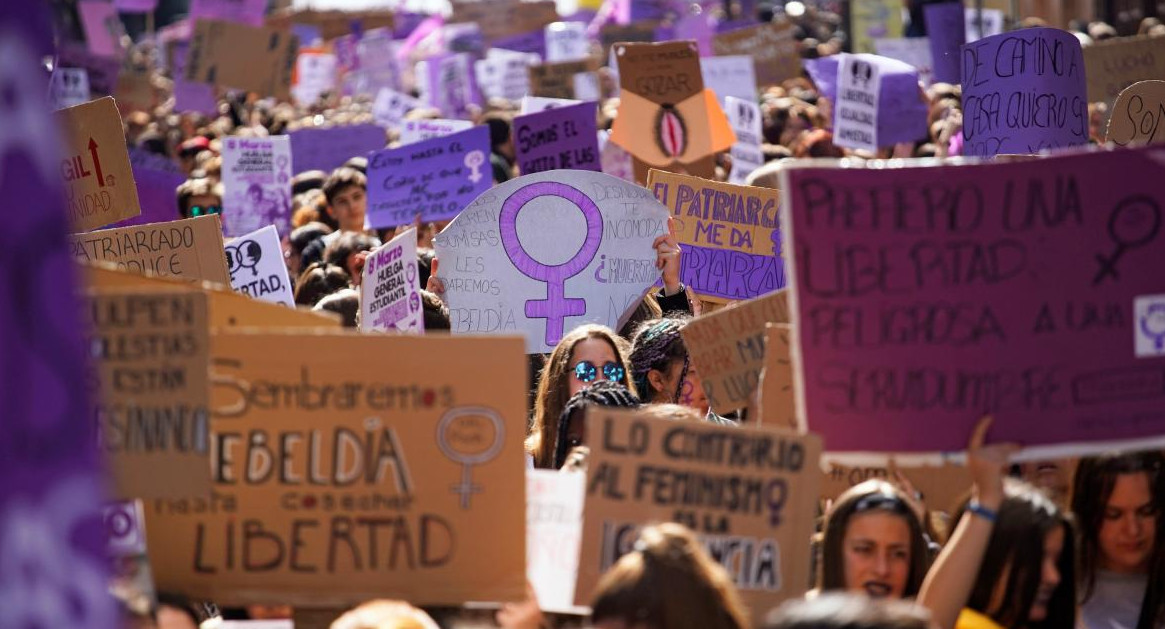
left=115, top=66, right=154, bottom=112
left=1106, top=80, right=1165, bottom=147
left=713, top=21, right=801, bottom=88
left=576, top=408, right=821, bottom=624
left=528, top=58, right=599, bottom=100
left=1083, top=35, right=1165, bottom=105
left=70, top=215, right=232, bottom=286
left=449, top=0, right=559, bottom=43
left=819, top=462, right=972, bottom=516
left=267, top=8, right=394, bottom=40
left=756, top=323, right=795, bottom=429
left=679, top=291, right=790, bottom=413
left=615, top=40, right=703, bottom=106
left=87, top=287, right=213, bottom=500
left=599, top=22, right=658, bottom=56
left=144, top=331, right=529, bottom=606
left=186, top=19, right=297, bottom=100
left=55, top=97, right=142, bottom=231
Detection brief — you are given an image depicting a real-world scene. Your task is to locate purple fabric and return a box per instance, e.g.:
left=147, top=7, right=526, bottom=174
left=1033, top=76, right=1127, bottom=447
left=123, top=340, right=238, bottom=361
left=288, top=124, right=386, bottom=174
left=924, top=2, right=965, bottom=84
left=805, top=55, right=928, bottom=145
left=493, top=29, right=548, bottom=59
left=513, top=101, right=601, bottom=173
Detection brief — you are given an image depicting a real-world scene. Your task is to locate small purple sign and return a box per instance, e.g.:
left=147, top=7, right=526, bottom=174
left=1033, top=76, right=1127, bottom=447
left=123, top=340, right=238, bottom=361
left=493, top=29, right=548, bottom=60
left=188, top=0, right=266, bottom=27
left=674, top=12, right=715, bottom=56
left=288, top=124, right=385, bottom=174
left=366, top=125, right=492, bottom=228
left=513, top=101, right=600, bottom=174
left=420, top=52, right=483, bottom=119
left=170, top=40, right=218, bottom=115
left=924, top=1, right=966, bottom=85
left=961, top=28, right=1087, bottom=157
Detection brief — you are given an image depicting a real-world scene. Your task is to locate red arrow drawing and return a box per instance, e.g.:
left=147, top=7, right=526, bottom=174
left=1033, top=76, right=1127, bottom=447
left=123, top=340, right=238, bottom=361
left=88, top=137, right=105, bottom=187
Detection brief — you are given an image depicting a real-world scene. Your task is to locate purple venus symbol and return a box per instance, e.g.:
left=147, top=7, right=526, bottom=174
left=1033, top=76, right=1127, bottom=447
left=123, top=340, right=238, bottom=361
left=499, top=181, right=603, bottom=346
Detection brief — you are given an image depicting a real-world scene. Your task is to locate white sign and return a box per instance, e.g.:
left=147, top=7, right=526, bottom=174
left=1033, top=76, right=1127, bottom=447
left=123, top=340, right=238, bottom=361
left=361, top=227, right=424, bottom=334
left=545, top=21, right=589, bottom=62
left=398, top=118, right=474, bottom=145
left=573, top=72, right=601, bottom=102
left=222, top=136, right=292, bottom=237
left=520, top=95, right=581, bottom=114
left=292, top=52, right=338, bottom=104
left=700, top=56, right=757, bottom=108
left=725, top=96, right=764, bottom=185
left=834, top=53, right=882, bottom=152
left=1135, top=294, right=1165, bottom=358
left=527, top=470, right=586, bottom=614
left=476, top=50, right=539, bottom=102
left=226, top=225, right=295, bottom=307
left=373, top=87, right=423, bottom=129
left=49, top=67, right=91, bottom=110
left=416, top=52, right=476, bottom=119
left=433, top=170, right=669, bottom=353
left=965, top=8, right=1004, bottom=42
left=874, top=38, right=935, bottom=86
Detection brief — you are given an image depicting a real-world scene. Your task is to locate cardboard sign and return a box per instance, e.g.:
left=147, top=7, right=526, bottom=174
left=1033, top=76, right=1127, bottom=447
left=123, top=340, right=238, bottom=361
left=87, top=287, right=212, bottom=500
left=360, top=228, right=424, bottom=333
left=50, top=67, right=91, bottom=109
left=962, top=28, right=1088, bottom=157
left=965, top=8, right=1004, bottom=43
left=416, top=52, right=481, bottom=119
left=850, top=0, right=903, bottom=55
left=292, top=51, right=338, bottom=104
left=367, top=126, right=491, bottom=228
left=1083, top=35, right=1165, bottom=106
left=647, top=170, right=784, bottom=302
left=221, top=135, right=292, bottom=238
left=56, top=97, right=142, bottom=232
left=449, top=0, right=558, bottom=44
left=144, top=332, right=529, bottom=606
left=226, top=225, right=294, bottom=307
left=432, top=170, right=670, bottom=353
left=834, top=54, right=883, bottom=152
left=186, top=19, right=297, bottom=100
left=726, top=96, right=764, bottom=185
left=576, top=409, right=822, bottom=624
left=680, top=290, right=790, bottom=413
left=513, top=101, right=600, bottom=174
left=373, top=87, right=423, bottom=129
left=1107, top=81, right=1165, bottom=147
left=780, top=146, right=1165, bottom=457
left=529, top=58, right=599, bottom=100
left=266, top=8, right=396, bottom=41
left=288, top=125, right=384, bottom=175
left=874, top=38, right=935, bottom=87
left=708, top=21, right=801, bottom=88
left=527, top=470, right=585, bottom=614
left=545, top=21, right=589, bottom=62
left=820, top=462, right=972, bottom=515
left=924, top=1, right=965, bottom=85
left=803, top=55, right=928, bottom=148
left=756, top=323, right=795, bottom=428
left=169, top=40, right=219, bottom=116
left=190, top=0, right=267, bottom=27
left=70, top=215, right=232, bottom=286
left=700, top=56, right=757, bottom=107
left=476, top=51, right=539, bottom=102
left=398, top=119, right=474, bottom=145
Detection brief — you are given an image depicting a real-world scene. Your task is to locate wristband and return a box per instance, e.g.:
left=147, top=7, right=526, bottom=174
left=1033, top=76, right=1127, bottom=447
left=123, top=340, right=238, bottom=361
left=968, top=500, right=998, bottom=523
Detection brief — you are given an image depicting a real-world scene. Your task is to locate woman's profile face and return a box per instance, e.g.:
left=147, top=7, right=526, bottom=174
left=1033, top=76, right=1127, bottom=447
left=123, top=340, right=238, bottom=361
left=567, top=337, right=618, bottom=397
left=1098, top=472, right=1157, bottom=574
left=842, top=511, right=912, bottom=599
left=1027, top=524, right=1065, bottom=622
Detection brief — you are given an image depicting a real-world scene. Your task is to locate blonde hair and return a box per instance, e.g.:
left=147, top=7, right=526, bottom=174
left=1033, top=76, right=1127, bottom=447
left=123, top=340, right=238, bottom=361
left=329, top=600, right=439, bottom=629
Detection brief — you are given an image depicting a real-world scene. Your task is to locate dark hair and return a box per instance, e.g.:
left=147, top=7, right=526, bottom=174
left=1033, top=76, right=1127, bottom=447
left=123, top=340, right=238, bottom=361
left=420, top=289, right=450, bottom=331
left=291, top=169, right=328, bottom=195
left=1073, top=451, right=1165, bottom=629
left=314, top=288, right=359, bottom=327
left=417, top=247, right=436, bottom=288
left=956, top=479, right=1077, bottom=629
left=324, top=232, right=378, bottom=269
left=553, top=381, right=640, bottom=468
left=322, top=167, right=367, bottom=205
left=294, top=262, right=350, bottom=307
left=629, top=317, right=691, bottom=404
left=765, top=593, right=932, bottom=629
left=289, top=221, right=333, bottom=256
left=175, top=177, right=221, bottom=219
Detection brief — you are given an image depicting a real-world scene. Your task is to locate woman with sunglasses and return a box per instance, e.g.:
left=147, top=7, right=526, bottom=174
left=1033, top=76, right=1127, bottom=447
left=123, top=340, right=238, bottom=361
left=526, top=324, right=635, bottom=469
left=628, top=317, right=710, bottom=417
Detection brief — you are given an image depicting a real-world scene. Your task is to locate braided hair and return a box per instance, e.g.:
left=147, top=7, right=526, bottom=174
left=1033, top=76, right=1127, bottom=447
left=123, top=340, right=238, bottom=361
left=553, top=380, right=640, bottom=468
left=629, top=317, right=691, bottom=404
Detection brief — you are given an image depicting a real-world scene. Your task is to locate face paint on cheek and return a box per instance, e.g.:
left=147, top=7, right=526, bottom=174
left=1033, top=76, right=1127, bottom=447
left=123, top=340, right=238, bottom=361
left=679, top=378, right=695, bottom=405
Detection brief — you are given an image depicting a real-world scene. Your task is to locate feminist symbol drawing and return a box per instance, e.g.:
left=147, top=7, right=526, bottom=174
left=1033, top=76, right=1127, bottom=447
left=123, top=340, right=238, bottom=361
left=499, top=182, right=603, bottom=346
left=1094, top=195, right=1161, bottom=285
left=436, top=406, right=505, bottom=509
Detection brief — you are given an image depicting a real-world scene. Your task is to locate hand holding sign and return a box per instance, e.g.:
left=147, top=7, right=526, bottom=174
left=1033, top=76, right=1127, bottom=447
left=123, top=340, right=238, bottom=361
left=652, top=217, right=682, bottom=295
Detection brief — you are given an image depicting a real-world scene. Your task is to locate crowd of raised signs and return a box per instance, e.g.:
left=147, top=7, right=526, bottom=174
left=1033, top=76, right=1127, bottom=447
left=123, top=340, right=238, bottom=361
left=9, top=0, right=1165, bottom=628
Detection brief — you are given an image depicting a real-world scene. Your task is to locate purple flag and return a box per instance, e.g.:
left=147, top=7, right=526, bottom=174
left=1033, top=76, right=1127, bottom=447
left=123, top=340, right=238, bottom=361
left=924, top=1, right=966, bottom=84
left=366, top=125, right=492, bottom=228
left=961, top=28, right=1087, bottom=157
left=189, top=0, right=266, bottom=26
left=513, top=101, right=600, bottom=174
left=288, top=124, right=386, bottom=174
left=0, top=2, right=115, bottom=627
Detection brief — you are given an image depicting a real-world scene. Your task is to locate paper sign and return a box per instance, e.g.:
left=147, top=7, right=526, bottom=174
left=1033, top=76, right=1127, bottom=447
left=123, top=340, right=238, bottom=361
left=226, top=225, right=294, bottom=307
left=70, top=215, right=232, bottom=286
left=366, top=125, right=492, bottom=228
left=513, top=101, right=600, bottom=174
left=965, top=8, right=1004, bottom=43
left=527, top=470, right=585, bottom=614
left=834, top=53, right=883, bottom=152
left=399, top=119, right=475, bottom=145
left=449, top=0, right=558, bottom=44
left=545, top=21, right=589, bottom=62
left=416, top=52, right=481, bottom=119
left=292, top=51, right=338, bottom=104
left=87, top=287, right=212, bottom=500
left=221, top=135, right=292, bottom=238
left=373, top=87, right=423, bottom=128
left=924, top=2, right=965, bottom=85
left=186, top=19, right=297, bottom=100
left=803, top=55, right=928, bottom=147
left=476, top=52, right=539, bottom=102
left=520, top=96, right=581, bottom=114
left=962, top=28, right=1088, bottom=157
left=288, top=125, right=384, bottom=174
left=50, top=67, right=92, bottom=109
left=701, top=56, right=757, bottom=107
left=189, top=0, right=266, bottom=26
left=850, top=0, right=903, bottom=54
left=874, top=38, right=934, bottom=87
left=647, top=169, right=784, bottom=302
left=576, top=408, right=822, bottom=625
left=360, top=228, right=424, bottom=333
left=780, top=146, right=1165, bottom=456
left=144, top=332, right=529, bottom=606
left=78, top=1, right=123, bottom=57
left=529, top=58, right=599, bottom=100
left=56, top=97, right=142, bottom=231
left=726, top=96, right=764, bottom=185
left=1083, top=35, right=1165, bottom=106
left=344, top=29, right=402, bottom=96
left=432, top=170, right=670, bottom=353
left=1107, top=81, right=1165, bottom=147
left=756, top=323, right=795, bottom=428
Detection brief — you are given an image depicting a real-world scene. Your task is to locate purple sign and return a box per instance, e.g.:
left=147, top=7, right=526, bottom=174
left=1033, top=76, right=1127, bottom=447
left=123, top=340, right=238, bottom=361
left=0, top=2, right=115, bottom=626
left=924, top=1, right=966, bottom=85
left=366, top=125, right=492, bottom=228
left=804, top=54, right=928, bottom=145
left=961, top=28, right=1087, bottom=157
left=513, top=101, right=600, bottom=174
left=631, top=0, right=672, bottom=22
left=56, top=44, right=120, bottom=96
left=493, top=29, right=548, bottom=59
left=188, top=0, right=266, bottom=27
left=674, top=11, right=715, bottom=56
left=115, top=165, right=185, bottom=228
left=419, top=52, right=483, bottom=119
left=170, top=40, right=217, bottom=115
left=288, top=124, right=385, bottom=174
left=114, top=0, right=158, bottom=12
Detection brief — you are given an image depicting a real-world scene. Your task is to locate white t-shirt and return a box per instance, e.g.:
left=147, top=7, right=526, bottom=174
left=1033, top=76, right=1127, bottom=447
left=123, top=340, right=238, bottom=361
left=1081, top=571, right=1148, bottom=629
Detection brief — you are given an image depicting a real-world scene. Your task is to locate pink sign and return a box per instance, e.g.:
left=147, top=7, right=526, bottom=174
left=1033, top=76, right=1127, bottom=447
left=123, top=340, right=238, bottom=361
left=783, top=146, right=1165, bottom=456
left=78, top=1, right=122, bottom=57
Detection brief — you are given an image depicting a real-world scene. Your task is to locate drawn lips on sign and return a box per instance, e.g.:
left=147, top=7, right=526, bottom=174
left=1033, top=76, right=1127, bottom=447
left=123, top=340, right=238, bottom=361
left=655, top=104, right=688, bottom=158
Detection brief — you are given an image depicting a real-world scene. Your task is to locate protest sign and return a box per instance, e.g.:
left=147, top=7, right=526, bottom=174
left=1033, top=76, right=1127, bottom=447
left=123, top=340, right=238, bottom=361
left=647, top=169, right=784, bottom=302
left=221, top=135, right=292, bottom=237
left=674, top=11, right=717, bottom=57
left=360, top=228, right=424, bottom=333
left=373, top=87, right=423, bottom=129
left=520, top=96, right=580, bottom=114
left=292, top=50, right=338, bottom=104
left=115, top=65, right=155, bottom=112
left=527, top=469, right=586, bottom=614
left=803, top=54, right=928, bottom=147
left=288, top=125, right=384, bottom=174
left=433, top=170, right=670, bottom=353
left=513, top=101, right=600, bottom=174
left=712, top=22, right=800, bottom=89
left=965, top=8, right=1004, bottom=42
left=599, top=21, right=659, bottom=56
left=874, top=38, right=934, bottom=86
left=186, top=19, right=297, bottom=100
left=493, top=29, right=548, bottom=59
left=115, top=0, right=159, bottom=12
left=169, top=40, right=218, bottom=116
left=226, top=225, right=294, bottom=307
left=850, top=0, right=903, bottom=54
left=118, top=158, right=185, bottom=228
left=58, top=43, right=120, bottom=96
left=71, top=215, right=232, bottom=285
left=144, top=332, right=529, bottom=606
left=1083, top=35, right=1165, bottom=106
left=680, top=290, right=790, bottom=413
left=576, top=409, right=822, bottom=624
left=924, top=1, right=965, bottom=85
left=600, top=129, right=636, bottom=182
left=344, top=29, right=402, bottom=96
left=756, top=323, right=795, bottom=428
left=833, top=54, right=883, bottom=152
left=725, top=96, right=764, bottom=185
left=416, top=52, right=481, bottom=119
left=962, top=28, right=1088, bottom=157
left=87, top=287, right=212, bottom=500
left=529, top=58, right=600, bottom=100
left=545, top=21, right=589, bottom=62
left=56, top=97, right=141, bottom=231
left=476, top=51, right=539, bottom=102
left=190, top=0, right=266, bottom=26
left=780, top=146, right=1165, bottom=458
left=449, top=0, right=558, bottom=43
left=50, top=67, right=91, bottom=109
left=367, top=125, right=492, bottom=228
left=1107, top=81, right=1165, bottom=147
left=78, top=0, right=124, bottom=57
left=266, top=8, right=395, bottom=40
left=701, top=56, right=757, bottom=107
left=820, top=462, right=972, bottom=513
left=399, top=118, right=474, bottom=145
